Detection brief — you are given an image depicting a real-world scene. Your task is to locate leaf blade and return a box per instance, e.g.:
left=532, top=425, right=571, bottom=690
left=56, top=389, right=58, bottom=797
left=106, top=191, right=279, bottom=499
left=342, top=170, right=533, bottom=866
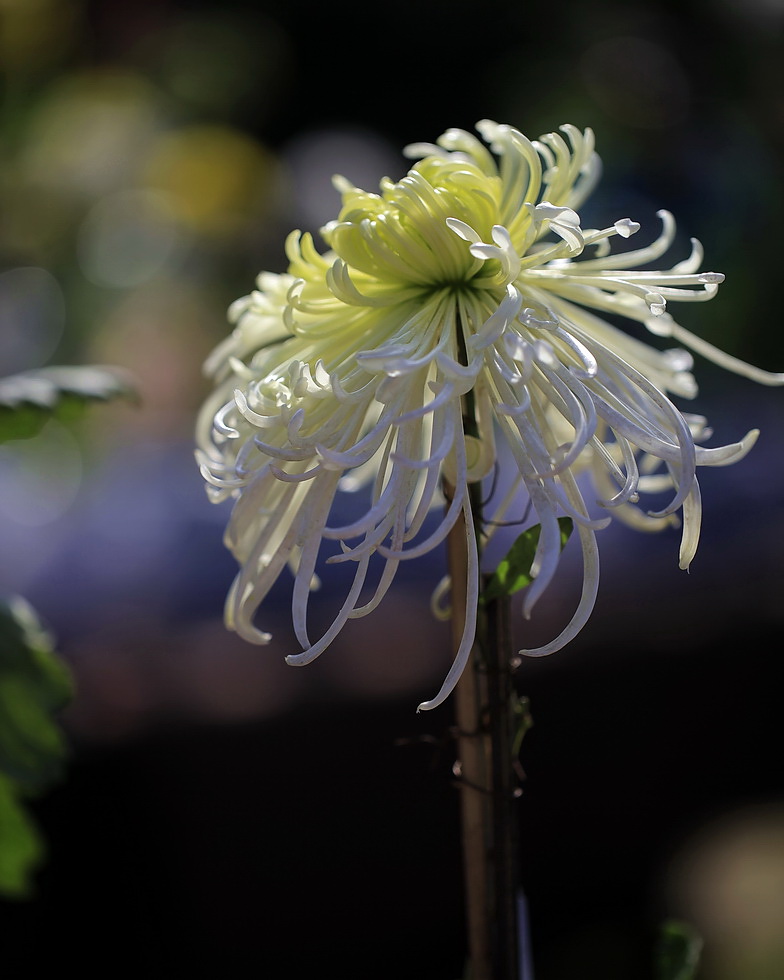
left=0, top=365, right=136, bottom=443
left=483, top=518, right=573, bottom=603
left=0, top=596, right=73, bottom=794
left=0, top=772, right=45, bottom=899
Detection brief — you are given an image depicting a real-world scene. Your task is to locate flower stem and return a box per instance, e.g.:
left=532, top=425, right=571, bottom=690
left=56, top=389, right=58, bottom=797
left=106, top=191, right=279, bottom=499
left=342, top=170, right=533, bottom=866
left=447, top=483, right=490, bottom=976
left=448, top=481, right=523, bottom=980
left=484, top=585, right=522, bottom=979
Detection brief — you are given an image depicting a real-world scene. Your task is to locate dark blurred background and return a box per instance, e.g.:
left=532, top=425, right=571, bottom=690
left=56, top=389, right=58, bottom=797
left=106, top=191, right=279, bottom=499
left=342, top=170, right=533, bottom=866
left=2, top=0, right=784, bottom=977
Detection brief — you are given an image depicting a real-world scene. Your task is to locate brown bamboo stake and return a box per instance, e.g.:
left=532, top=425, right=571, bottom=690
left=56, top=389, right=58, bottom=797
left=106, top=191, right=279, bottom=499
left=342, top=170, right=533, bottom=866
left=484, top=586, right=522, bottom=979
left=447, top=479, right=522, bottom=980
left=447, top=484, right=492, bottom=979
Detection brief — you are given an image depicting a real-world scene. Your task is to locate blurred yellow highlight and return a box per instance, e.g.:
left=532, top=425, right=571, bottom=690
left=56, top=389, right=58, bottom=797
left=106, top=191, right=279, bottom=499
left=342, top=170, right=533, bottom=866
left=21, top=70, right=161, bottom=198
left=143, top=125, right=279, bottom=237
left=667, top=805, right=784, bottom=980
left=0, top=0, right=80, bottom=74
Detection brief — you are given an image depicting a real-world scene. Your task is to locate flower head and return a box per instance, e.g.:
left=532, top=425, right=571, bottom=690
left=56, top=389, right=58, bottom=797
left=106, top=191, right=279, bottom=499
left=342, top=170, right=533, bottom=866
left=197, top=121, right=783, bottom=710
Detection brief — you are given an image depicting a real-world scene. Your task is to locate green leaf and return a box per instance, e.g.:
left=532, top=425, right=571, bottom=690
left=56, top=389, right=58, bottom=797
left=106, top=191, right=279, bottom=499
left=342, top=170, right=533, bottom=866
left=656, top=919, right=703, bottom=980
left=0, top=771, right=44, bottom=899
left=0, top=365, right=136, bottom=443
left=0, top=596, right=73, bottom=793
left=483, top=518, right=573, bottom=603
left=0, top=597, right=72, bottom=898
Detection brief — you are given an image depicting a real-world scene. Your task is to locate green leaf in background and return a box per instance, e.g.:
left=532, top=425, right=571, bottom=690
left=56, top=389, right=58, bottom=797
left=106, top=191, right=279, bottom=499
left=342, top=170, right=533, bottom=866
left=0, top=596, right=73, bottom=898
left=0, top=596, right=72, bottom=790
left=483, top=517, right=573, bottom=603
left=0, top=364, right=136, bottom=443
left=0, top=772, right=44, bottom=900
left=656, top=919, right=703, bottom=980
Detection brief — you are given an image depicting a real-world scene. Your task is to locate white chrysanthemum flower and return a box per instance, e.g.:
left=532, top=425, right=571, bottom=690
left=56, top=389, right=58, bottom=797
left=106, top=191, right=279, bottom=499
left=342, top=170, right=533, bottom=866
left=197, top=121, right=783, bottom=711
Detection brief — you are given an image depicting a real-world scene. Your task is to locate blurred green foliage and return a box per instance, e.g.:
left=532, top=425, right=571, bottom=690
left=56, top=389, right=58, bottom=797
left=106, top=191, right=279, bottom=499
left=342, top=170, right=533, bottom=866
left=0, top=596, right=72, bottom=898
left=0, top=299, right=135, bottom=898
left=657, top=919, right=703, bottom=980
left=0, top=365, right=135, bottom=443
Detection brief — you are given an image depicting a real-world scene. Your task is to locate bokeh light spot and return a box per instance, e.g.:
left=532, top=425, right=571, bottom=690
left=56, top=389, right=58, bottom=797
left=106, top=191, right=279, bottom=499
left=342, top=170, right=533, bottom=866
left=0, top=266, right=65, bottom=374
left=143, top=125, right=280, bottom=236
left=22, top=69, right=161, bottom=198
left=77, top=189, right=182, bottom=288
left=0, top=419, right=82, bottom=527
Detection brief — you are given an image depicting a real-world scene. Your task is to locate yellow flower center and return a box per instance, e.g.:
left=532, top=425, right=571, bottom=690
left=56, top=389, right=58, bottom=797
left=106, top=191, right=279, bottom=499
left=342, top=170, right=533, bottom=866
left=323, top=157, right=506, bottom=295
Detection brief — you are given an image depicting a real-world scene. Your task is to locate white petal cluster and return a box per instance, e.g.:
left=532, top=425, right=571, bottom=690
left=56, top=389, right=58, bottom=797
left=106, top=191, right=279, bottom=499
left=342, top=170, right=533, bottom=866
left=197, top=121, right=783, bottom=711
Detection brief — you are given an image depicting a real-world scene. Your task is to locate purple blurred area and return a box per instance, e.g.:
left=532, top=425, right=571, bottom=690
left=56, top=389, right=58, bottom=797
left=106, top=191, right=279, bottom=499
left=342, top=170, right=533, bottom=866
left=1, top=0, right=784, bottom=977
